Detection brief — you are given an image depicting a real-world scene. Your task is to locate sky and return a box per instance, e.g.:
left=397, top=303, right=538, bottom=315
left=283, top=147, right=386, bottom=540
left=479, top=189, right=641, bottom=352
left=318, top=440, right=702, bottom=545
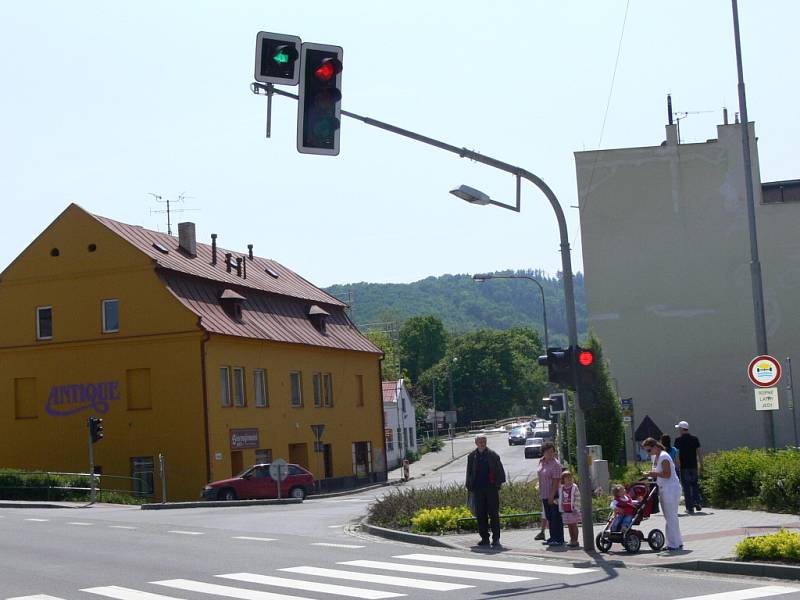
left=1, top=1, right=797, bottom=288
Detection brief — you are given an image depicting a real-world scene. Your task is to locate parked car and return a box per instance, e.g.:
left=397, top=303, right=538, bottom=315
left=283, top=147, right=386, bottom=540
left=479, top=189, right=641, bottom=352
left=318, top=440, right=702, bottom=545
left=508, top=426, right=530, bottom=445
left=524, top=438, right=544, bottom=459
left=201, top=463, right=315, bottom=501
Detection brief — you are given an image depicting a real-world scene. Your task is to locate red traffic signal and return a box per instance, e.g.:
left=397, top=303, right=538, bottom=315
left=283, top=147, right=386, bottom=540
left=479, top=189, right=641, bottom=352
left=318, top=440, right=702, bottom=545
left=578, top=349, right=594, bottom=367
left=314, top=58, right=342, bottom=82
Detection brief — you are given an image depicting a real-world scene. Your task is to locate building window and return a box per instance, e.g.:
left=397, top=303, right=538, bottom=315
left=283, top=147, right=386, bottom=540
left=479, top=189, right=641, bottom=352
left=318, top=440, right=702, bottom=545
left=323, top=373, right=333, bottom=407
left=131, top=457, right=155, bottom=497
left=36, top=306, right=52, bottom=340
left=356, top=374, right=364, bottom=407
left=313, top=373, right=322, bottom=408
left=290, top=371, right=303, bottom=407
left=220, top=367, right=231, bottom=407
left=102, top=299, right=119, bottom=333
left=255, top=448, right=272, bottom=464
left=233, top=367, right=245, bottom=407
left=254, top=369, right=268, bottom=408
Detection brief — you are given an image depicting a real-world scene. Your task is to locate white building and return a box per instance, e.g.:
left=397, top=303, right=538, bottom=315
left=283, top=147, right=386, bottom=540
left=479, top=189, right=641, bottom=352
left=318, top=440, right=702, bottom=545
left=575, top=114, right=800, bottom=454
left=382, top=379, right=417, bottom=469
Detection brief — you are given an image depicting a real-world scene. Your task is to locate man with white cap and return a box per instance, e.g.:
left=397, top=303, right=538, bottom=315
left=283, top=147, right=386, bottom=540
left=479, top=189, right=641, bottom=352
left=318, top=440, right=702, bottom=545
left=673, top=420, right=704, bottom=514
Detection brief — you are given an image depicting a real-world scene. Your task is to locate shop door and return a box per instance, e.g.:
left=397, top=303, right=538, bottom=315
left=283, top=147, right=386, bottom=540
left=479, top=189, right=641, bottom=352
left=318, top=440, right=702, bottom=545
left=352, top=441, right=372, bottom=479
left=289, top=443, right=309, bottom=470
left=230, top=450, right=244, bottom=477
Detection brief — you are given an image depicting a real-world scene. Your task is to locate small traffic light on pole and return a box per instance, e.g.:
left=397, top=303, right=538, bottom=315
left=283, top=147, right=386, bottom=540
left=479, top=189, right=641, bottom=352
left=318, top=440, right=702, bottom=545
left=538, top=347, right=573, bottom=389
left=254, top=32, right=301, bottom=85
left=576, top=347, right=598, bottom=409
left=297, top=42, right=343, bottom=155
left=89, top=417, right=104, bottom=443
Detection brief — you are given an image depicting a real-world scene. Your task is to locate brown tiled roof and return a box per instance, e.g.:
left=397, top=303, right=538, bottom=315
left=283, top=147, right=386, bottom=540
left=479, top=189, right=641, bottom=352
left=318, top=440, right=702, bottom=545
left=382, top=381, right=398, bottom=403
left=91, top=212, right=345, bottom=307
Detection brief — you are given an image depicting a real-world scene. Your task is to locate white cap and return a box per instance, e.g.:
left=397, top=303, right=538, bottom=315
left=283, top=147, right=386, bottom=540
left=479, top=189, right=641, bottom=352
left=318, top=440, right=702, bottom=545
left=675, top=420, right=689, bottom=430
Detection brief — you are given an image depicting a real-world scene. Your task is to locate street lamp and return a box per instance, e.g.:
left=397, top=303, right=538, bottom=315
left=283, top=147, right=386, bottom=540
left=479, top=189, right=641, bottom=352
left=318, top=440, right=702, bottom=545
left=472, top=273, right=549, bottom=350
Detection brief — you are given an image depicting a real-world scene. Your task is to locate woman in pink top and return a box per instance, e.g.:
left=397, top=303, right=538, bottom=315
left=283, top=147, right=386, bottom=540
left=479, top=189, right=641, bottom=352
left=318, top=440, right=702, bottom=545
left=537, top=442, right=564, bottom=546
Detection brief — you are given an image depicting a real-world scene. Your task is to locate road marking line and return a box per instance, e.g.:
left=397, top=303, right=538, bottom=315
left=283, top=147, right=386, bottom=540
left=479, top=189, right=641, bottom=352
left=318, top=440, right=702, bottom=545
left=7, top=595, right=65, bottom=600
left=167, top=530, right=204, bottom=535
left=327, top=524, right=346, bottom=528
left=82, top=586, right=185, bottom=600
left=68, top=522, right=93, bottom=526
left=280, top=566, right=472, bottom=591
left=218, top=572, right=404, bottom=599
left=233, top=536, right=277, bottom=542
left=109, top=525, right=137, bottom=529
left=394, top=553, right=596, bottom=575
left=24, top=518, right=49, bottom=522
left=311, top=543, right=366, bottom=548
left=153, top=578, right=314, bottom=600
left=340, top=559, right=536, bottom=583
left=668, top=586, right=800, bottom=600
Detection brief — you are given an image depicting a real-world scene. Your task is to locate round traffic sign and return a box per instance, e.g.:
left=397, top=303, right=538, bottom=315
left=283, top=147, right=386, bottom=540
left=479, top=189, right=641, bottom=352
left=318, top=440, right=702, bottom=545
left=269, top=458, right=288, bottom=482
left=748, top=355, right=782, bottom=388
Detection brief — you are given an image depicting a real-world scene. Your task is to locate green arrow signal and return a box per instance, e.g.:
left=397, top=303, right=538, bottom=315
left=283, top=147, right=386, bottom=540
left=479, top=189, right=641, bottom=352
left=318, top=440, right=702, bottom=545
left=273, top=50, right=289, bottom=65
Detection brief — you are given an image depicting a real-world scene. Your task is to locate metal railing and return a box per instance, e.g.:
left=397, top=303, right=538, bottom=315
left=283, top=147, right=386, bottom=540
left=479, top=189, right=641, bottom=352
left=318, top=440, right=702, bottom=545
left=0, top=471, right=151, bottom=501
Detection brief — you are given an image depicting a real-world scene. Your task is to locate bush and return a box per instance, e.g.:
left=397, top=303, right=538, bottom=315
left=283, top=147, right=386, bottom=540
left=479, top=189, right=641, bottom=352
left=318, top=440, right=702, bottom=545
left=701, top=448, right=772, bottom=509
left=0, top=468, right=147, bottom=504
left=405, top=449, right=421, bottom=463
left=736, top=529, right=800, bottom=562
left=758, top=451, right=800, bottom=513
left=411, top=506, right=472, bottom=533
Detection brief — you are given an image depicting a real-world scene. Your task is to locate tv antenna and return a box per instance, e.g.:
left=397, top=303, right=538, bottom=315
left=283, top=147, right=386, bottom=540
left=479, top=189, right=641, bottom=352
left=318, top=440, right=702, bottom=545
left=148, top=192, right=199, bottom=235
left=673, top=109, right=715, bottom=143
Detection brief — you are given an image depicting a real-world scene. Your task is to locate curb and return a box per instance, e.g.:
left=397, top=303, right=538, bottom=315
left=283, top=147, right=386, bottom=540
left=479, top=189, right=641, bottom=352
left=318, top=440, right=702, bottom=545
left=0, top=502, right=80, bottom=509
left=311, top=481, right=394, bottom=500
left=359, top=520, right=461, bottom=549
left=141, top=498, right=302, bottom=510
left=664, top=559, right=800, bottom=581
left=430, top=451, right=472, bottom=473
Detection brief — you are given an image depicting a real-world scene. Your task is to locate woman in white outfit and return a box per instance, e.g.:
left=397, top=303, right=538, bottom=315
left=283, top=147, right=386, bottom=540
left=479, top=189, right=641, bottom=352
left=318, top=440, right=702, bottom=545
left=643, top=437, right=683, bottom=551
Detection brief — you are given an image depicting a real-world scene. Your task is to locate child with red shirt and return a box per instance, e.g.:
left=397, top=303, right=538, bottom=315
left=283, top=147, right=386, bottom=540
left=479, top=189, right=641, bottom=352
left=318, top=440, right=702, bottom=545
left=610, top=484, right=636, bottom=532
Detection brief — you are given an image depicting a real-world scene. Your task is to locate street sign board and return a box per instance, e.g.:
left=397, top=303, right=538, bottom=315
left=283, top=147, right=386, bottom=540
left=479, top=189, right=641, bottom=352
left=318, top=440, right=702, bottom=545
left=269, top=458, right=288, bottom=481
left=755, top=387, right=780, bottom=411
left=748, top=355, right=782, bottom=387
left=445, top=410, right=457, bottom=425
left=622, top=415, right=632, bottom=422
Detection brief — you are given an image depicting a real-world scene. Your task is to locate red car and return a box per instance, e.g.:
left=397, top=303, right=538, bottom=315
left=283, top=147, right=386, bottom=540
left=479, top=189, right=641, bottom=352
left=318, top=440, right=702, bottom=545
left=202, top=463, right=315, bottom=501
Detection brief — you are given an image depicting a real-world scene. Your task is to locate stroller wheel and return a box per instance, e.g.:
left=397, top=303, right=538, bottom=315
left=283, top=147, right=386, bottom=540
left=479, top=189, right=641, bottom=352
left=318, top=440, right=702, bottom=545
left=648, top=529, right=665, bottom=551
left=623, top=531, right=641, bottom=553
left=595, top=532, right=612, bottom=553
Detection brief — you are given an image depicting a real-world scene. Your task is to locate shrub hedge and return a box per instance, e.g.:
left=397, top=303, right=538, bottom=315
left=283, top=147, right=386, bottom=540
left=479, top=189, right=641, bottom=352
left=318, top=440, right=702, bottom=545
left=736, top=529, right=800, bottom=562
left=0, top=468, right=146, bottom=504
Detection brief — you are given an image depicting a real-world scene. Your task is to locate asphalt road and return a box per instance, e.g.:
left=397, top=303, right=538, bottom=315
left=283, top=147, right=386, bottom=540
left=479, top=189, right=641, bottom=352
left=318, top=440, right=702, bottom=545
left=3, top=437, right=800, bottom=600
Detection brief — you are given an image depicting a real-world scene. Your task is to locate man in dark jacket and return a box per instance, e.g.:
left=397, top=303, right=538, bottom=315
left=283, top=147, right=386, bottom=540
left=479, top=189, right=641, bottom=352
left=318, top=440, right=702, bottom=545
left=465, top=434, right=507, bottom=547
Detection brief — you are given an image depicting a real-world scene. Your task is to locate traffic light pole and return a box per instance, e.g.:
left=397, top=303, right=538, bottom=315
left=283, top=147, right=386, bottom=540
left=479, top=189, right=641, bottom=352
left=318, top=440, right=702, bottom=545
left=87, top=420, right=96, bottom=505
left=254, top=82, right=595, bottom=549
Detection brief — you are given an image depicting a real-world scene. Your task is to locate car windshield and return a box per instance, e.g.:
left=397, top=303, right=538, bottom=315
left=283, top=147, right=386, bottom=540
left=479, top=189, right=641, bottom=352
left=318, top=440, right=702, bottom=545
left=510, top=427, right=525, bottom=435
left=525, top=439, right=542, bottom=446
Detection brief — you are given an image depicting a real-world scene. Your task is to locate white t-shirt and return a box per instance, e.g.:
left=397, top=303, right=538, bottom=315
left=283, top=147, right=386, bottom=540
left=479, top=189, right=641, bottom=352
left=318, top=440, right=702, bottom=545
left=653, top=450, right=681, bottom=491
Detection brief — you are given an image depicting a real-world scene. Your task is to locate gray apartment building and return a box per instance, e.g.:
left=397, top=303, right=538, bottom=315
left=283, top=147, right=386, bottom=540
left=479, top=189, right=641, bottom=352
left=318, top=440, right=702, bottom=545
left=575, top=118, right=800, bottom=454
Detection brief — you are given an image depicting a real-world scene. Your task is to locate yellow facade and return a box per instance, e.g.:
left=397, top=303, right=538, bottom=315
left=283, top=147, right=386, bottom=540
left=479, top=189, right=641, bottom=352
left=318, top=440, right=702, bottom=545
left=0, top=205, right=384, bottom=501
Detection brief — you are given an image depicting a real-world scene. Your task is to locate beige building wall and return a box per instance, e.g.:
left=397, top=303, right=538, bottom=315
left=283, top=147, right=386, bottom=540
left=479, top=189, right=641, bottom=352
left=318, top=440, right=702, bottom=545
left=575, top=122, right=800, bottom=452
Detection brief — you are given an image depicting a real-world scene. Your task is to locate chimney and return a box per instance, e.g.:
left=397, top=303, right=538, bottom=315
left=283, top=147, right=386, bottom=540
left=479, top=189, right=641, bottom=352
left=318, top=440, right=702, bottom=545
left=667, top=94, right=673, bottom=125
left=723, top=107, right=729, bottom=125
left=178, top=222, right=197, bottom=257
left=242, top=255, right=247, bottom=279
left=225, top=252, right=232, bottom=273
left=236, top=257, right=242, bottom=277
left=211, top=234, right=218, bottom=265
left=247, top=244, right=253, bottom=260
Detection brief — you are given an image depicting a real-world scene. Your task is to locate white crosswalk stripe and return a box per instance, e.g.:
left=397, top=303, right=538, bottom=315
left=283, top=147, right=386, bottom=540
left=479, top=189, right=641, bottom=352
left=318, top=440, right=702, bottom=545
left=7, top=595, right=65, bottom=600
left=82, top=586, right=185, bottom=600
left=669, top=586, right=800, bottom=600
left=232, top=536, right=277, bottom=542
left=340, top=559, right=535, bottom=583
left=394, top=552, right=596, bottom=575
left=279, top=566, right=472, bottom=591
left=218, top=572, right=404, bottom=599
left=153, top=579, right=312, bottom=600
left=311, top=543, right=365, bottom=549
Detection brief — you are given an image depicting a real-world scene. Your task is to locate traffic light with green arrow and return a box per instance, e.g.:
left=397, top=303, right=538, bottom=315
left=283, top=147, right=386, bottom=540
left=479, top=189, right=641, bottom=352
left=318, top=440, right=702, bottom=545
left=254, top=32, right=301, bottom=85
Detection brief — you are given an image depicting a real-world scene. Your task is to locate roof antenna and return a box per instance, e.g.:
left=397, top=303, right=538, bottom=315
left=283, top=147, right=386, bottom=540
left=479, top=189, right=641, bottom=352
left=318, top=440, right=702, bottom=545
left=148, top=192, right=199, bottom=235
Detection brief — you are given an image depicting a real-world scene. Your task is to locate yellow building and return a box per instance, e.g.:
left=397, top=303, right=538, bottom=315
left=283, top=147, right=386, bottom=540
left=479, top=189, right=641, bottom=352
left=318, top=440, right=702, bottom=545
left=0, top=204, right=385, bottom=501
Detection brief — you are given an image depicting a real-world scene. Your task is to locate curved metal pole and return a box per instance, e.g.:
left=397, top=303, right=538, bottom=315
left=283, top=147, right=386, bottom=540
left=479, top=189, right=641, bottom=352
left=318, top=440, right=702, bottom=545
left=476, top=274, right=549, bottom=351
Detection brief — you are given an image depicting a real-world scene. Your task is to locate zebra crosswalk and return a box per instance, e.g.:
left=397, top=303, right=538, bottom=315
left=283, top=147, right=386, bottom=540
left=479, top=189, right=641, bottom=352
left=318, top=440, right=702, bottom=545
left=6, top=551, right=800, bottom=600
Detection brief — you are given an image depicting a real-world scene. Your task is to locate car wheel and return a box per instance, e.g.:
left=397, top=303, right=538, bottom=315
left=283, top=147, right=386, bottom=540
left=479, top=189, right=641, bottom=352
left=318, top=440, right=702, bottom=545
left=289, top=486, right=306, bottom=500
left=218, top=488, right=237, bottom=501
left=595, top=532, right=612, bottom=553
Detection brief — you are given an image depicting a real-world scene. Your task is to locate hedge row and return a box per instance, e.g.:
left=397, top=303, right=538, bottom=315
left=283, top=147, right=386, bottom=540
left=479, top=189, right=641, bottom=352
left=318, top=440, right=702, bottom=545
left=702, top=448, right=800, bottom=513
left=0, top=469, right=146, bottom=504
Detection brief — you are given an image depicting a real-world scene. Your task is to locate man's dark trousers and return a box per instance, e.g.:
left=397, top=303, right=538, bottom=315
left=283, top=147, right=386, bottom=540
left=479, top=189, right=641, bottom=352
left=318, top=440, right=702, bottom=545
left=545, top=500, right=564, bottom=543
left=474, top=486, right=501, bottom=542
left=680, top=468, right=702, bottom=509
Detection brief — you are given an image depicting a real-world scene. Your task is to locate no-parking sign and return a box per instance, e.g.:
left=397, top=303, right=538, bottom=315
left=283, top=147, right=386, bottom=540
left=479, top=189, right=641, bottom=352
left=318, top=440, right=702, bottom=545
left=748, top=355, right=782, bottom=388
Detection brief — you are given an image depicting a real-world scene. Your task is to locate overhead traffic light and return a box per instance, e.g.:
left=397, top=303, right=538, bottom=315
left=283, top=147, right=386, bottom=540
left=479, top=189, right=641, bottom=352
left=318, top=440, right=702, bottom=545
left=538, top=347, right=573, bottom=389
left=254, top=32, right=301, bottom=85
left=88, top=417, right=104, bottom=443
left=297, top=42, right=343, bottom=155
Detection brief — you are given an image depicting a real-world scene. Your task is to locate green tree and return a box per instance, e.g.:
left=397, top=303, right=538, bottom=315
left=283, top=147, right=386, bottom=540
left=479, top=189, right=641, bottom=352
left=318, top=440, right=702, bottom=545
left=365, top=330, right=403, bottom=381
left=399, top=316, right=447, bottom=383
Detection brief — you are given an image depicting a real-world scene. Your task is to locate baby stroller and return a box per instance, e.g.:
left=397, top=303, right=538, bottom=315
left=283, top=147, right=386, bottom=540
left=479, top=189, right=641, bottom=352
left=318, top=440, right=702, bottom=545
left=595, top=478, right=666, bottom=553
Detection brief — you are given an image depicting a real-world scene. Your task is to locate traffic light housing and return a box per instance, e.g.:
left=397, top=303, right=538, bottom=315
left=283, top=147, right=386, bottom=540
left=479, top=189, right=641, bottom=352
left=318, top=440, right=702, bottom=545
left=254, top=32, right=301, bottom=85
left=538, top=347, right=573, bottom=389
left=89, top=417, right=104, bottom=443
left=549, top=392, right=566, bottom=414
left=297, top=42, right=343, bottom=155
left=576, top=347, right=598, bottom=409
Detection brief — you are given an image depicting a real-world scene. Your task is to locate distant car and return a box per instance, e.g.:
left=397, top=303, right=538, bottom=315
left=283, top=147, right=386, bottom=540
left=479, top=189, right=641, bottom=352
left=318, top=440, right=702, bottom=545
left=201, top=463, right=314, bottom=501
left=524, top=438, right=544, bottom=459
left=508, top=426, right=530, bottom=445
left=533, top=428, right=554, bottom=441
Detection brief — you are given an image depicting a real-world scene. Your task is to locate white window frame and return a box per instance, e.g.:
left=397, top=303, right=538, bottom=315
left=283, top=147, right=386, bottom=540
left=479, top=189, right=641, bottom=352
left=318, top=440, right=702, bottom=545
left=232, top=367, right=246, bottom=407
left=254, top=369, right=268, bottom=408
left=290, top=371, right=303, bottom=408
left=220, top=367, right=231, bottom=407
left=36, top=306, right=53, bottom=340
left=323, top=373, right=333, bottom=407
left=102, top=299, right=119, bottom=333
left=313, top=372, right=322, bottom=408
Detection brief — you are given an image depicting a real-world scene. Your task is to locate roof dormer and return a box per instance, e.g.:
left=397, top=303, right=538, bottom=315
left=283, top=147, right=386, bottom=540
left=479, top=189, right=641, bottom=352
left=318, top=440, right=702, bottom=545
left=220, top=289, right=245, bottom=322
left=308, top=304, right=329, bottom=335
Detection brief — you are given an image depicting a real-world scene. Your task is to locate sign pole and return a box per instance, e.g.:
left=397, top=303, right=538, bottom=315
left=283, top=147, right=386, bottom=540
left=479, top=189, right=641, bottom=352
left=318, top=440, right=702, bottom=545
left=87, top=418, right=96, bottom=504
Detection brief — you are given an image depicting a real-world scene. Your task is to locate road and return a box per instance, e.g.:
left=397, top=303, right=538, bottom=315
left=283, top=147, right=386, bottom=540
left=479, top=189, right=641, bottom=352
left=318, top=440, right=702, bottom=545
left=3, top=433, right=800, bottom=600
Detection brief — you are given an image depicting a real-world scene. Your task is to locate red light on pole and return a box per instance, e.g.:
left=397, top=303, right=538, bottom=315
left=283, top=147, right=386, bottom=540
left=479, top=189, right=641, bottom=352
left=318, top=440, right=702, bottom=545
left=578, top=349, right=594, bottom=367
left=314, top=59, right=340, bottom=81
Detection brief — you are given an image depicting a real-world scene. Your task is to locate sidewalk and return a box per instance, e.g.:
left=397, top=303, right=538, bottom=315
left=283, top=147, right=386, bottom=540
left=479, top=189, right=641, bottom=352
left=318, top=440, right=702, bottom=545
left=380, top=435, right=800, bottom=573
